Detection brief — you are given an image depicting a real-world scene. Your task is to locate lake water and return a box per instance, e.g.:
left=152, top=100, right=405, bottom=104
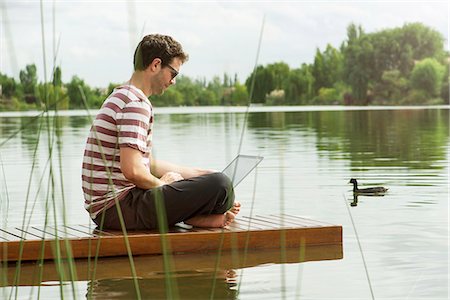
left=0, top=106, right=448, bottom=299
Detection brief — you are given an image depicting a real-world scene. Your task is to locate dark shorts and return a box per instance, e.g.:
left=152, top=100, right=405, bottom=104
left=93, top=172, right=235, bottom=230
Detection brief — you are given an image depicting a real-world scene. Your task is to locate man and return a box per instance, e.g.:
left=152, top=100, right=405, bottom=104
left=82, top=34, right=239, bottom=230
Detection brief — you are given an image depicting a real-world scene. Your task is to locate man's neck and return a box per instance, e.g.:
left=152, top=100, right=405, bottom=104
left=128, top=71, right=152, bottom=97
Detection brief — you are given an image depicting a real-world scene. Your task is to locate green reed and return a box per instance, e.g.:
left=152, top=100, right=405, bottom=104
left=0, top=152, right=10, bottom=298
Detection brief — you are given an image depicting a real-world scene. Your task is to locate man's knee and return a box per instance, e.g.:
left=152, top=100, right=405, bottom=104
left=207, top=172, right=235, bottom=209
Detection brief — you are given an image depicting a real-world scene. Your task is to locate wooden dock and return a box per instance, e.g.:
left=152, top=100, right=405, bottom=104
left=0, top=214, right=342, bottom=262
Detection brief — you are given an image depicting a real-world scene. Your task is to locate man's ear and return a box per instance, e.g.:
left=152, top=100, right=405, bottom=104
left=149, top=58, right=162, bottom=72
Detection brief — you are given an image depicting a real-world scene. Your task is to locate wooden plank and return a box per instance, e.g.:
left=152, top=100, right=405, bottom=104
left=238, top=216, right=282, bottom=229
left=0, top=228, right=27, bottom=241
left=60, top=225, right=96, bottom=238
left=262, top=215, right=310, bottom=227
left=77, top=224, right=117, bottom=236
left=226, top=221, right=252, bottom=231
left=242, top=215, right=304, bottom=228
left=14, top=227, right=44, bottom=239
left=0, top=215, right=342, bottom=262
left=46, top=226, right=85, bottom=239
left=232, top=218, right=273, bottom=230
left=280, top=213, right=334, bottom=226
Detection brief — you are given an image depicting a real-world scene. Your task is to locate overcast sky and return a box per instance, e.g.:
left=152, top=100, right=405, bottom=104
left=1, top=1, right=448, bottom=88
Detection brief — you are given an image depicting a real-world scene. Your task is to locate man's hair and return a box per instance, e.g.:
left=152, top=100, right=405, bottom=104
left=133, top=34, right=188, bottom=71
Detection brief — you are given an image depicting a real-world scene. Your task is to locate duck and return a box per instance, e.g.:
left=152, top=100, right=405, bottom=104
left=349, top=178, right=388, bottom=195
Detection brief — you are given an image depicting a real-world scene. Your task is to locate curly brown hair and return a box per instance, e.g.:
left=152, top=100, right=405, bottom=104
left=133, top=34, right=189, bottom=71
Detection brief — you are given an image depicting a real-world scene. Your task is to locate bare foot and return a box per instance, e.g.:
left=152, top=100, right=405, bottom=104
left=185, top=211, right=235, bottom=228
left=229, top=202, right=241, bottom=216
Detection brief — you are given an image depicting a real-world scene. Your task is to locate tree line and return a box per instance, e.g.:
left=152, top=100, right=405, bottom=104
left=0, top=22, right=448, bottom=111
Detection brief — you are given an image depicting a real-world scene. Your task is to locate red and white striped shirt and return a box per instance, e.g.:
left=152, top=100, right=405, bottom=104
left=82, top=85, right=153, bottom=219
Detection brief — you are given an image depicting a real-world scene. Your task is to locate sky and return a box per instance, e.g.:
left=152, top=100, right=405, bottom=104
left=1, top=0, right=449, bottom=88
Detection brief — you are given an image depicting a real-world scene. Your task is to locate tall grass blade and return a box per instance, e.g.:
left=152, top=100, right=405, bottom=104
left=342, top=193, right=375, bottom=300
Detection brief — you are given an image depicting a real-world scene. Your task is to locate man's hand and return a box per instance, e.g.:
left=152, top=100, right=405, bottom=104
left=151, top=158, right=218, bottom=179
left=160, top=171, right=184, bottom=184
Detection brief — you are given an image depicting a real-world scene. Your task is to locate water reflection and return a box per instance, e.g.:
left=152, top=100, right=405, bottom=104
left=247, top=109, right=449, bottom=170
left=350, top=194, right=359, bottom=207
left=1, top=245, right=343, bottom=285
left=86, top=271, right=237, bottom=299
left=348, top=193, right=387, bottom=207
left=3, top=108, right=447, bottom=171
left=69, top=115, right=92, bottom=128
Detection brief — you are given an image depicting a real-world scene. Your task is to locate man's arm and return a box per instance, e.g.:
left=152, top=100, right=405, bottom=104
left=120, top=147, right=182, bottom=188
left=151, top=158, right=215, bottom=179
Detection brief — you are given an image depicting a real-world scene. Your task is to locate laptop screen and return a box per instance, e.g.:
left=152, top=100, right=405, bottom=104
left=222, top=154, right=263, bottom=188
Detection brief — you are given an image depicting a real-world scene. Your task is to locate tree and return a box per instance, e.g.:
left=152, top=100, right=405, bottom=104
left=410, top=58, right=445, bottom=97
left=267, top=62, right=290, bottom=90
left=245, top=62, right=289, bottom=103
left=374, top=69, right=408, bottom=103
left=19, top=64, right=38, bottom=103
left=197, top=89, right=218, bottom=106
left=0, top=73, right=16, bottom=98
left=400, top=22, right=446, bottom=61
left=66, top=76, right=93, bottom=108
left=229, top=82, right=249, bottom=105
left=342, top=24, right=373, bottom=104
left=245, top=65, right=273, bottom=103
left=312, top=44, right=344, bottom=94
left=37, top=82, right=69, bottom=110
left=52, top=66, right=62, bottom=87
left=285, top=64, right=315, bottom=104
left=151, top=88, right=183, bottom=106
left=207, top=76, right=225, bottom=105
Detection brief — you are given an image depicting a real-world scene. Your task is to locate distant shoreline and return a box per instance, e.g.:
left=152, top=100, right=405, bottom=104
left=1, top=105, right=449, bottom=118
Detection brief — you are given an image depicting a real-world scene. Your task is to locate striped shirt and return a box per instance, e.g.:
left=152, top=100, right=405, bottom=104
left=82, top=85, right=154, bottom=219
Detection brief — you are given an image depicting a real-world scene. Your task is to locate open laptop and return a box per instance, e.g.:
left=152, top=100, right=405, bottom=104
left=222, top=154, right=264, bottom=188
left=175, top=154, right=263, bottom=229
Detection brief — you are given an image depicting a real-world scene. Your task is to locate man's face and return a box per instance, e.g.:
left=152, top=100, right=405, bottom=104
left=152, top=57, right=181, bottom=95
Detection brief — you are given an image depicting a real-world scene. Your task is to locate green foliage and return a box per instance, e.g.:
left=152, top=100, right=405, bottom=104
left=197, top=89, right=218, bottom=106
left=401, top=89, right=430, bottom=105
left=19, top=64, right=37, bottom=95
left=440, top=68, right=449, bottom=104
left=228, top=82, right=249, bottom=105
left=37, top=83, right=69, bottom=110
left=66, top=75, right=103, bottom=109
left=312, top=44, right=343, bottom=93
left=410, top=58, right=445, bottom=97
left=0, top=73, right=17, bottom=98
left=52, top=66, right=62, bottom=87
left=314, top=87, right=340, bottom=104
left=342, top=22, right=446, bottom=105
left=245, top=65, right=273, bottom=103
left=19, top=64, right=38, bottom=104
left=287, top=64, right=315, bottom=104
left=151, top=88, right=184, bottom=106
left=342, top=24, right=373, bottom=104
left=373, top=70, right=408, bottom=104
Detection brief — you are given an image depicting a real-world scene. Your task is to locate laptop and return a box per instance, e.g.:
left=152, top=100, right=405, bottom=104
left=175, top=154, right=263, bottom=229
left=222, top=154, right=264, bottom=188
